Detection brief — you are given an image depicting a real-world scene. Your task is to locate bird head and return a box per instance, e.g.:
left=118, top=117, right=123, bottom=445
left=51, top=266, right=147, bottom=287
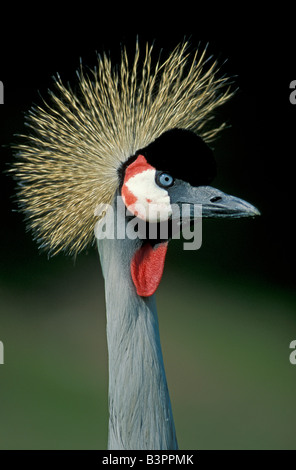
left=10, top=41, right=259, bottom=297
left=119, top=128, right=258, bottom=223
left=112, top=128, right=259, bottom=296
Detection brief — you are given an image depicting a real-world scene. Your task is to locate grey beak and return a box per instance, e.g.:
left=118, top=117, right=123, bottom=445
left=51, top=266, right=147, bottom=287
left=199, top=186, right=260, bottom=218
left=170, top=184, right=260, bottom=220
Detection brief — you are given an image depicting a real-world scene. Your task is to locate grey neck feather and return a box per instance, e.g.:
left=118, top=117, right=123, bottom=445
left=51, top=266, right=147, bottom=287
left=97, top=195, right=178, bottom=450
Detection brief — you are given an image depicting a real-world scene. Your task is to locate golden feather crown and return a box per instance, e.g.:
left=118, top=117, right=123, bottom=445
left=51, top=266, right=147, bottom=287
left=11, top=41, right=234, bottom=256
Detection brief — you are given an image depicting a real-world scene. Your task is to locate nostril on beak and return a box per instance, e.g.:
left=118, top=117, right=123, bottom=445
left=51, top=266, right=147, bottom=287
left=210, top=196, right=222, bottom=203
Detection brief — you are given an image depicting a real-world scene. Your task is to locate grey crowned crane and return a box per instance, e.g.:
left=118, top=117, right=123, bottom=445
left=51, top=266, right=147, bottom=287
left=11, top=42, right=259, bottom=450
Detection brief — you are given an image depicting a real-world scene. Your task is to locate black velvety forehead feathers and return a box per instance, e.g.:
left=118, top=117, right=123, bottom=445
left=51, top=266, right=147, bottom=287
left=136, top=128, right=217, bottom=187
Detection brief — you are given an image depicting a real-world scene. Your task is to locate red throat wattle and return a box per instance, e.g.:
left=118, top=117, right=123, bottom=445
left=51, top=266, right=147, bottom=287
left=131, top=242, right=168, bottom=297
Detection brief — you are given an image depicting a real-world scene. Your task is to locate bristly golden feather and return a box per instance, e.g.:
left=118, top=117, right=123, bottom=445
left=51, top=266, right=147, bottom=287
left=11, top=41, right=234, bottom=256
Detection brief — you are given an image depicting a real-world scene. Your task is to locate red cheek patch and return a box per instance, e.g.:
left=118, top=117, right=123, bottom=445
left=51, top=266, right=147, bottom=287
left=121, top=184, right=137, bottom=207
left=121, top=154, right=155, bottom=207
left=131, top=242, right=168, bottom=297
left=124, top=154, right=154, bottom=179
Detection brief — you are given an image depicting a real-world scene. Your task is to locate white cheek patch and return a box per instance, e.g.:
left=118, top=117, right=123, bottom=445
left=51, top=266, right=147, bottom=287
left=123, top=169, right=172, bottom=222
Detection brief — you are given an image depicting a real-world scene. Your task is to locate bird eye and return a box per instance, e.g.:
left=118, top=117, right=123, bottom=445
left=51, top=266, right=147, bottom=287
left=156, top=172, right=174, bottom=188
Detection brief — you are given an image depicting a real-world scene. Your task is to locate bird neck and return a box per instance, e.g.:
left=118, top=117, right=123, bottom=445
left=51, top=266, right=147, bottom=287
left=96, top=197, right=178, bottom=450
